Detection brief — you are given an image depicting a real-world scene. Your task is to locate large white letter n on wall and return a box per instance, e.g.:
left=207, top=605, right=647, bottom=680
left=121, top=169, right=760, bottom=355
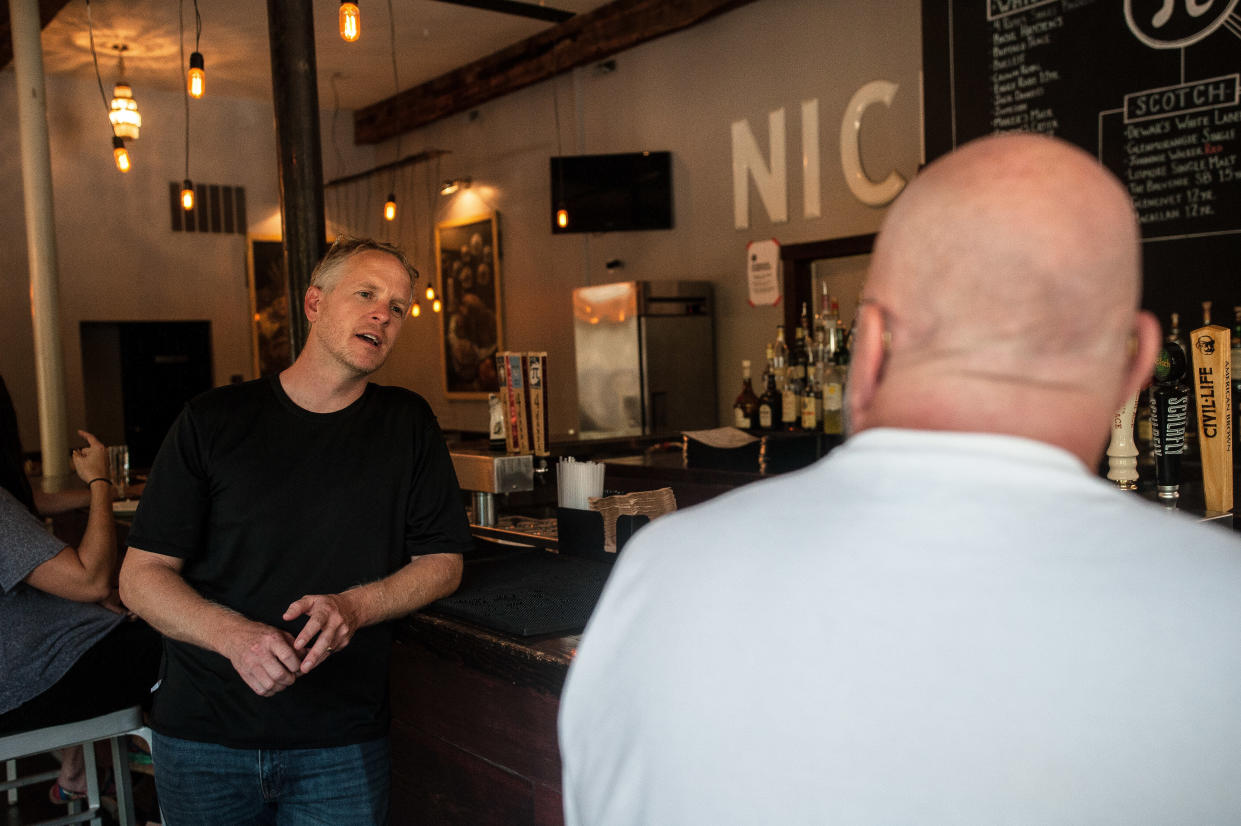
left=732, top=108, right=787, bottom=229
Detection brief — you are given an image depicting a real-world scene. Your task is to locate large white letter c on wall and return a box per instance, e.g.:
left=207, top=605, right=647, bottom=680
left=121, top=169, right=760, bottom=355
left=840, top=80, right=906, bottom=207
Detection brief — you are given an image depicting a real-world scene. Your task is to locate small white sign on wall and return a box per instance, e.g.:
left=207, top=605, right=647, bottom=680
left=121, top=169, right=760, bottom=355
left=746, top=239, right=781, bottom=307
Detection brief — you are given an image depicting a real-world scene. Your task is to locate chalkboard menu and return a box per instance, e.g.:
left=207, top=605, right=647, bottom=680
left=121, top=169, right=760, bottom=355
left=923, top=0, right=1241, bottom=328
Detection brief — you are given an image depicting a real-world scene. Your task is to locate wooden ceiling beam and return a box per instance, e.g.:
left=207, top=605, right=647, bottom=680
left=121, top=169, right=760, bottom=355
left=354, top=0, right=759, bottom=145
left=0, top=0, right=74, bottom=70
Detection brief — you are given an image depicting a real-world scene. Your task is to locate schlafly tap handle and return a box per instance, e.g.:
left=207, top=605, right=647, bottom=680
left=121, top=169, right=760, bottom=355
left=1190, top=325, right=1233, bottom=514
left=1149, top=341, right=1190, bottom=504
left=1106, top=391, right=1140, bottom=490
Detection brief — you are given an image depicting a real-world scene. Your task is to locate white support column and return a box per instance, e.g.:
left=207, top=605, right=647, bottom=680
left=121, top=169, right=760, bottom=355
left=10, top=0, right=70, bottom=488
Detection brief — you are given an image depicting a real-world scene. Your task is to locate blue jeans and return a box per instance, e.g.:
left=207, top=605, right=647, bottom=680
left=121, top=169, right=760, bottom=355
left=152, top=732, right=390, bottom=825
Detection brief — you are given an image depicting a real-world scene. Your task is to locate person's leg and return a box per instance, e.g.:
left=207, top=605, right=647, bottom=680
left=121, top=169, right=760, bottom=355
left=273, top=736, right=390, bottom=826
left=0, top=620, right=163, bottom=735
left=152, top=732, right=275, bottom=826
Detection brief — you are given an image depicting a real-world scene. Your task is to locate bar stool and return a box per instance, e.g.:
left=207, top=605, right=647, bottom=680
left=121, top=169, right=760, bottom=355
left=0, top=705, right=152, bottom=826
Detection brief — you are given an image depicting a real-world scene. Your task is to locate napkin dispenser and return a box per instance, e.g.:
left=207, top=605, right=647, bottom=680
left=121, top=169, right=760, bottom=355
left=556, top=507, right=649, bottom=561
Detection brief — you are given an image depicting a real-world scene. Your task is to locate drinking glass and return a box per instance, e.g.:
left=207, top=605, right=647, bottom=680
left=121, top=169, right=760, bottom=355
left=108, top=444, right=130, bottom=499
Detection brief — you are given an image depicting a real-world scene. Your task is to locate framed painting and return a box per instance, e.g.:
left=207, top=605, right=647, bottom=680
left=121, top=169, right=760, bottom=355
left=247, top=237, right=292, bottom=377
left=436, top=211, right=503, bottom=397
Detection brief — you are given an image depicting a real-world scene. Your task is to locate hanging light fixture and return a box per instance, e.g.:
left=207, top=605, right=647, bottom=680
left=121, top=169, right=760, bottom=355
left=432, top=296, right=442, bottom=313
left=556, top=206, right=569, bottom=229
left=179, top=0, right=195, bottom=209
left=108, top=46, right=141, bottom=140
left=112, top=136, right=131, bottom=172
left=340, top=1, right=360, bottom=41
left=187, top=0, right=204, bottom=98
left=384, top=193, right=397, bottom=221
left=411, top=300, right=422, bottom=318
left=187, top=52, right=205, bottom=98
left=87, top=1, right=132, bottom=171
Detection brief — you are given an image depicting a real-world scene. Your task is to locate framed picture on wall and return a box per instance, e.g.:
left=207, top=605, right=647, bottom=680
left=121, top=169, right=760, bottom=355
left=436, top=211, right=503, bottom=397
left=247, top=236, right=291, bottom=377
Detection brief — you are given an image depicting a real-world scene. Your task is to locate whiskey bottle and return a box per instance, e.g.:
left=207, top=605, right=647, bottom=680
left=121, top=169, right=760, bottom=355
left=782, top=326, right=807, bottom=431
left=800, top=348, right=820, bottom=432
left=821, top=360, right=844, bottom=435
left=773, top=325, right=789, bottom=392
left=757, top=345, right=782, bottom=431
left=732, top=359, right=760, bottom=429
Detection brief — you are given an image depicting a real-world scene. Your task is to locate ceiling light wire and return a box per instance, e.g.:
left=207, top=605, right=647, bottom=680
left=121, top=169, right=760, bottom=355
left=84, top=0, right=115, bottom=127
left=179, top=0, right=190, bottom=182
left=387, top=0, right=401, bottom=216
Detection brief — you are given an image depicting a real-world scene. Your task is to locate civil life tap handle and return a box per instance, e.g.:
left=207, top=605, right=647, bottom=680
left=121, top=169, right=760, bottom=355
left=1106, top=391, right=1140, bottom=490
left=1149, top=341, right=1190, bottom=502
left=1189, top=325, right=1233, bottom=514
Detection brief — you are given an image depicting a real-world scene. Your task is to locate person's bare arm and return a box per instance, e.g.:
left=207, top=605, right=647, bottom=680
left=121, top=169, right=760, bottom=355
left=24, top=431, right=115, bottom=603
left=284, top=552, right=463, bottom=674
left=119, top=547, right=305, bottom=697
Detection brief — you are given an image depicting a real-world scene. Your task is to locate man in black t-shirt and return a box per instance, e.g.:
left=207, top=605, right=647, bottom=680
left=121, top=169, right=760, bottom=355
left=120, top=237, right=470, bottom=824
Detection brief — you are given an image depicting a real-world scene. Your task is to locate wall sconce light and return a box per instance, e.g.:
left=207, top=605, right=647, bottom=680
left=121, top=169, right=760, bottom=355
left=181, top=180, right=195, bottom=211
left=439, top=177, right=472, bottom=196
left=384, top=193, right=397, bottom=221
left=340, top=1, right=360, bottom=42
left=188, top=51, right=205, bottom=99
left=112, top=136, right=131, bottom=173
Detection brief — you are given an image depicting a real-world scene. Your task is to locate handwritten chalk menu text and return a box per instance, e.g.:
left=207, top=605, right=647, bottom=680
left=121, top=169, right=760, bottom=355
left=924, top=0, right=1241, bottom=319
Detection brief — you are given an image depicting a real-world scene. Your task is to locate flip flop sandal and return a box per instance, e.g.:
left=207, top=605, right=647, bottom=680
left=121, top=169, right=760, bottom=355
left=48, top=781, right=87, bottom=804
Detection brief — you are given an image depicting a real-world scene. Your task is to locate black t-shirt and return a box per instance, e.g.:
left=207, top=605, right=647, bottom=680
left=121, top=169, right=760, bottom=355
left=128, top=377, right=471, bottom=748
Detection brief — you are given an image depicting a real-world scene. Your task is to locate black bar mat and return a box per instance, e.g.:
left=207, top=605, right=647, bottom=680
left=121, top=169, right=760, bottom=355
left=427, top=549, right=614, bottom=637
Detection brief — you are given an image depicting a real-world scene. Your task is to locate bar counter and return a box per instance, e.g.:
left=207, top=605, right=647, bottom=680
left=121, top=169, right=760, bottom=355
left=390, top=607, right=577, bottom=824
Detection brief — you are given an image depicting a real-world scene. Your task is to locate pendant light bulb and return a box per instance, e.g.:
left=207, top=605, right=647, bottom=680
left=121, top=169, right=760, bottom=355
left=556, top=207, right=569, bottom=229
left=188, top=52, right=205, bottom=99
left=181, top=180, right=195, bottom=211
left=384, top=194, right=396, bottom=222
left=109, top=82, right=142, bottom=140
left=112, top=136, right=131, bottom=173
left=340, top=1, right=360, bottom=42
left=425, top=285, right=435, bottom=301
left=432, top=298, right=442, bottom=313
left=411, top=301, right=422, bottom=318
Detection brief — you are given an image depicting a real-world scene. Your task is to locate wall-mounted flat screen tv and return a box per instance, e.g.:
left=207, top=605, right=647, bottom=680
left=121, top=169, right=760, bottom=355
left=550, top=151, right=673, bottom=234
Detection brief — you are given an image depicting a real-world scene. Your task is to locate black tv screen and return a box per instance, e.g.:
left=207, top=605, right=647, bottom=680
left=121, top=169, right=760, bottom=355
left=550, top=151, right=673, bottom=234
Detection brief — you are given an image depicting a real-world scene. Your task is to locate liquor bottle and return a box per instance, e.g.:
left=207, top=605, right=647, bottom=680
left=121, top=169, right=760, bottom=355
left=1168, top=311, right=1188, bottom=353
left=773, top=325, right=788, bottom=392
left=800, top=344, right=820, bottom=432
left=836, top=309, right=853, bottom=366
left=732, top=359, right=760, bottom=429
left=815, top=281, right=831, bottom=339
left=823, top=296, right=841, bottom=362
left=821, top=360, right=844, bottom=435
left=782, top=326, right=807, bottom=431
left=757, top=344, right=782, bottom=430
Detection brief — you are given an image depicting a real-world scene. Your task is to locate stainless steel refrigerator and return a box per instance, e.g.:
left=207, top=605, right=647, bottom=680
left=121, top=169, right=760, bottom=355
left=573, top=280, right=716, bottom=437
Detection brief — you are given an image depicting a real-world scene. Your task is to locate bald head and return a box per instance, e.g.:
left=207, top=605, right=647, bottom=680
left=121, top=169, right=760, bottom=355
left=848, top=133, right=1160, bottom=466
